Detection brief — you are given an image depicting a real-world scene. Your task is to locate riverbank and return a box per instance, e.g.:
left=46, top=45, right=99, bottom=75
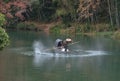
left=49, top=23, right=115, bottom=35
left=7, top=21, right=56, bottom=33
left=26, top=21, right=56, bottom=34
left=6, top=21, right=120, bottom=40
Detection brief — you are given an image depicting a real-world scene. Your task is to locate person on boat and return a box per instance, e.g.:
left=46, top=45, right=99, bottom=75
left=55, top=38, right=72, bottom=52
left=62, top=38, right=72, bottom=52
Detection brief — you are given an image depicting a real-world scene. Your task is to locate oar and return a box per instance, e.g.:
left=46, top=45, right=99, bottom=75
left=44, top=47, right=56, bottom=51
left=69, top=41, right=80, bottom=46
left=44, top=41, right=80, bottom=51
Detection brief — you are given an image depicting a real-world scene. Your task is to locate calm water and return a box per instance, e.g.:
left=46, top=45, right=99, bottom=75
left=0, top=31, right=120, bottom=81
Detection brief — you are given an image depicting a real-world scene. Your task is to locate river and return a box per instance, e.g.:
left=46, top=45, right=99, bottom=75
left=0, top=31, right=120, bottom=81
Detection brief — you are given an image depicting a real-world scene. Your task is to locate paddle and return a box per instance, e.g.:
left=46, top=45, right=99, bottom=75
left=44, top=41, right=80, bottom=51
left=44, top=47, right=56, bottom=51
left=68, top=41, right=80, bottom=46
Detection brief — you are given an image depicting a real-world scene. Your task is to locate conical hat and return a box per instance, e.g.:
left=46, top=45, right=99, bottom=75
left=66, top=38, right=72, bottom=42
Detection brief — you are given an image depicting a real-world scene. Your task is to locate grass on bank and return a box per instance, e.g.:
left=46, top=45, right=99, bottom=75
left=6, top=21, right=120, bottom=40
left=7, top=22, right=41, bottom=31
left=50, top=23, right=120, bottom=40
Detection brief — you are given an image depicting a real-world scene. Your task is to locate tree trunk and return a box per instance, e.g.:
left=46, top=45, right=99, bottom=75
left=107, top=0, right=113, bottom=26
left=115, top=0, right=120, bottom=28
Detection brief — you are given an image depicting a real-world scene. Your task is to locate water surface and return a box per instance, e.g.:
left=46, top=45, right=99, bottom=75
left=0, top=31, right=120, bottom=81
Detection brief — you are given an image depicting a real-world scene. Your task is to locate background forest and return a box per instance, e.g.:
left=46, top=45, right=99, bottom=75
left=1, top=0, right=120, bottom=49
left=0, top=0, right=120, bottom=31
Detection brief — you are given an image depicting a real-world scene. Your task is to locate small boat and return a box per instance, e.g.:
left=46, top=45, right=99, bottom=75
left=52, top=47, right=70, bottom=54
left=61, top=48, right=69, bottom=52
left=45, top=47, right=70, bottom=53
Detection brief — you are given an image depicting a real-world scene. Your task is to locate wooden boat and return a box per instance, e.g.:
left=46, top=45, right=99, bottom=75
left=44, top=41, right=80, bottom=53
left=45, top=47, right=70, bottom=53
left=56, top=47, right=69, bottom=52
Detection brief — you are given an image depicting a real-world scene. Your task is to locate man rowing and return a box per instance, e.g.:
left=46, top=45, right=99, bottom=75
left=55, top=38, right=72, bottom=52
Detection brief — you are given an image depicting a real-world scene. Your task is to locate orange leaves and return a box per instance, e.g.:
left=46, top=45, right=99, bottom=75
left=13, top=1, right=27, bottom=9
left=6, top=13, right=13, bottom=18
left=15, top=10, right=26, bottom=20
left=77, top=0, right=100, bottom=21
left=0, top=0, right=29, bottom=20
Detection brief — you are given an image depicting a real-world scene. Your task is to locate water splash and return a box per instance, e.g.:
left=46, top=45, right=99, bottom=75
left=32, top=41, right=53, bottom=67
left=17, top=47, right=109, bottom=57
left=33, top=41, right=44, bottom=54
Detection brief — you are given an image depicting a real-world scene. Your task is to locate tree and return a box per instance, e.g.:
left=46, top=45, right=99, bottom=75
left=0, top=13, right=9, bottom=50
left=30, top=0, right=56, bottom=21
left=52, top=0, right=79, bottom=23
left=77, top=0, right=100, bottom=23
left=0, top=13, right=6, bottom=26
left=115, top=0, right=119, bottom=28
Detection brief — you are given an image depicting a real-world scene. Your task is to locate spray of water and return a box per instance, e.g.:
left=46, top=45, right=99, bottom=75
left=31, top=40, right=108, bottom=67
left=33, top=41, right=44, bottom=54
left=32, top=40, right=53, bottom=67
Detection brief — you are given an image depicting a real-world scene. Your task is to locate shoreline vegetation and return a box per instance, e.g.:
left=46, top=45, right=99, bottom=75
left=5, top=21, right=120, bottom=41
left=0, top=13, right=9, bottom=50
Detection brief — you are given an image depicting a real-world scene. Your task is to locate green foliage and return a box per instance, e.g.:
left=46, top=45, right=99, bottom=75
left=50, top=25, right=61, bottom=35
left=31, top=0, right=56, bottom=22
left=2, top=0, right=120, bottom=34
left=0, top=27, right=9, bottom=50
left=55, top=9, right=67, bottom=17
left=96, top=32, right=113, bottom=37
left=83, top=23, right=92, bottom=32
left=16, top=22, right=37, bottom=30
left=76, top=23, right=93, bottom=33
left=112, top=30, right=120, bottom=40
left=0, top=13, right=6, bottom=27
left=3, top=0, right=10, bottom=3
left=16, top=22, right=27, bottom=30
left=50, top=23, right=73, bottom=36
left=95, top=24, right=116, bottom=32
left=0, top=13, right=9, bottom=50
left=30, top=0, right=78, bottom=22
left=76, top=23, right=118, bottom=33
left=54, top=0, right=78, bottom=23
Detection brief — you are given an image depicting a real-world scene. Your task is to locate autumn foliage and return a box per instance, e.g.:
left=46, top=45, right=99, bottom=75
left=0, top=0, right=120, bottom=29
left=0, top=0, right=31, bottom=21
left=77, top=0, right=100, bottom=22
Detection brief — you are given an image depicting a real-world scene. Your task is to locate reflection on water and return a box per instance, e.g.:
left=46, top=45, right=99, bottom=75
left=0, top=31, right=120, bottom=81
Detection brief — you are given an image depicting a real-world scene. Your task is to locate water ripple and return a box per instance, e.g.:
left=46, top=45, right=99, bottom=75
left=20, top=50, right=109, bottom=57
